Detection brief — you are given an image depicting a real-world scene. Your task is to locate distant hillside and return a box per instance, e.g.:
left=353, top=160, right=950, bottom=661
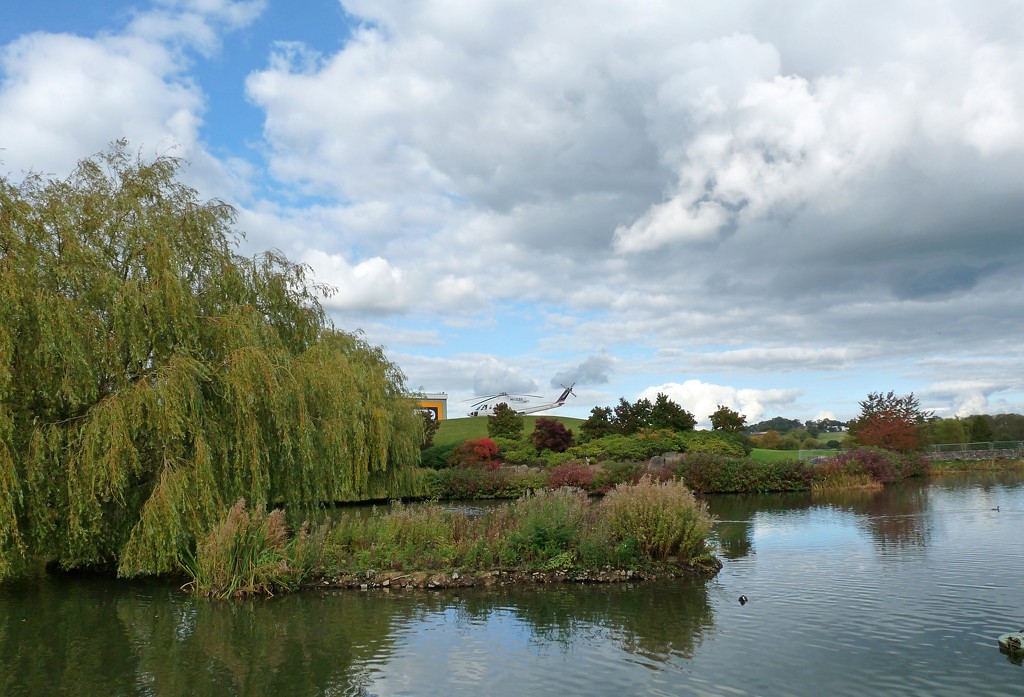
left=434, top=415, right=586, bottom=447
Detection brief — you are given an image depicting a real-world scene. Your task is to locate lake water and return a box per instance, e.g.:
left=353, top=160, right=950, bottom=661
left=2, top=473, right=1021, bottom=696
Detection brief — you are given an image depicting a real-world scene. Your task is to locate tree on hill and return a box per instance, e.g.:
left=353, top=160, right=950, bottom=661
left=924, top=417, right=965, bottom=446
left=745, top=416, right=804, bottom=434
left=582, top=395, right=695, bottom=438
left=710, top=405, right=746, bottom=432
left=487, top=402, right=524, bottom=440
left=0, top=144, right=423, bottom=580
left=531, top=418, right=575, bottom=453
left=989, top=413, right=1024, bottom=440
left=847, top=391, right=931, bottom=453
left=650, top=393, right=697, bottom=431
left=613, top=397, right=653, bottom=435
left=752, top=430, right=782, bottom=449
left=580, top=406, right=615, bottom=441
left=968, top=415, right=994, bottom=442
left=419, top=410, right=441, bottom=449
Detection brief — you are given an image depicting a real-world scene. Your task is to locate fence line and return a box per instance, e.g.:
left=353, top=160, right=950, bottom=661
left=929, top=441, right=1024, bottom=452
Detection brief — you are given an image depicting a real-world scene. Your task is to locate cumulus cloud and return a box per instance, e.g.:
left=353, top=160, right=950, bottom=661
left=472, top=358, right=539, bottom=397
left=550, top=353, right=615, bottom=388
left=0, top=0, right=266, bottom=183
left=6, top=0, right=1024, bottom=420
left=0, top=32, right=202, bottom=177
left=639, top=380, right=803, bottom=428
left=243, top=0, right=1024, bottom=321
left=302, top=250, right=406, bottom=313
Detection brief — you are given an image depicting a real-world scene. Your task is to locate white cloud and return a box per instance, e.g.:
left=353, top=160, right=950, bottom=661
left=639, top=379, right=803, bottom=428
left=302, top=250, right=406, bottom=313
left=5, top=0, right=1024, bottom=421
left=472, top=358, right=539, bottom=396
left=0, top=32, right=202, bottom=177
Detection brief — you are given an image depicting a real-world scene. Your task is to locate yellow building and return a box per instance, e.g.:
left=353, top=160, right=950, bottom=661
left=415, top=392, right=448, bottom=421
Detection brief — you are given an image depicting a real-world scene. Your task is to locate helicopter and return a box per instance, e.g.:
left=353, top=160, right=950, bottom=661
left=466, top=384, right=576, bottom=417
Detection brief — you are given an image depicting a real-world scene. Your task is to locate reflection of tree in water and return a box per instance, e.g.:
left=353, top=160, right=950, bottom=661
left=117, top=590, right=408, bottom=696
left=0, top=575, right=145, bottom=696
left=821, top=483, right=931, bottom=551
left=444, top=581, right=715, bottom=663
left=0, top=575, right=407, bottom=697
left=706, top=492, right=815, bottom=560
left=3, top=575, right=714, bottom=691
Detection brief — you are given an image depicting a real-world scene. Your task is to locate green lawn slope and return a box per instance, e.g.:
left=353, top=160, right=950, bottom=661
left=434, top=415, right=586, bottom=447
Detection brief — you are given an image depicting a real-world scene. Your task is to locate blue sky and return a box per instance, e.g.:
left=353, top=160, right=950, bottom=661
left=3, top=0, right=1024, bottom=425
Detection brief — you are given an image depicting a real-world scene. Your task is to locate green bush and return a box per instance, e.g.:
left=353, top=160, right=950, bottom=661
left=420, top=442, right=458, bottom=469
left=499, top=440, right=547, bottom=465
left=565, top=434, right=659, bottom=462
left=673, top=431, right=748, bottom=456
left=675, top=453, right=813, bottom=493
left=592, top=460, right=646, bottom=492
left=505, top=489, right=592, bottom=569
left=601, top=477, right=714, bottom=564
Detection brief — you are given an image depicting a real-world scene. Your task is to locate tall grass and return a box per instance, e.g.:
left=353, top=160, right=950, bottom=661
left=184, top=479, right=720, bottom=596
left=601, top=476, right=714, bottom=563
left=182, top=499, right=309, bottom=599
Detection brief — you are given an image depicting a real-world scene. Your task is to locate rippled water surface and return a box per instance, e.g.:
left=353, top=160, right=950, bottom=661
left=2, top=474, right=1022, bottom=696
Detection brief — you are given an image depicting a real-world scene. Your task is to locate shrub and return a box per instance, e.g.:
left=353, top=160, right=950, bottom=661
left=675, top=453, right=812, bottom=493
left=505, top=489, right=593, bottom=569
left=566, top=434, right=658, bottom=462
left=420, top=442, right=459, bottom=469
left=830, top=448, right=898, bottom=483
left=813, top=448, right=931, bottom=487
left=601, top=477, right=713, bottom=564
left=498, top=439, right=547, bottom=466
left=592, top=461, right=645, bottom=492
left=448, top=438, right=500, bottom=470
left=531, top=417, right=575, bottom=453
left=546, top=461, right=595, bottom=490
left=674, top=431, right=748, bottom=457
left=425, top=467, right=508, bottom=499
left=895, top=452, right=931, bottom=478
left=183, top=499, right=306, bottom=598
left=810, top=458, right=879, bottom=491
left=488, top=403, right=524, bottom=440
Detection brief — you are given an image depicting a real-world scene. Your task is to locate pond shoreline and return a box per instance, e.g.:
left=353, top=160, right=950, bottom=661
left=302, top=559, right=723, bottom=593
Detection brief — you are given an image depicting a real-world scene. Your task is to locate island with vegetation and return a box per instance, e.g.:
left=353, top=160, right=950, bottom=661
left=2, top=146, right=1020, bottom=599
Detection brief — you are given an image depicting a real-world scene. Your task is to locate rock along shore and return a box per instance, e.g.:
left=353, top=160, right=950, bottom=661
left=302, top=560, right=722, bottom=592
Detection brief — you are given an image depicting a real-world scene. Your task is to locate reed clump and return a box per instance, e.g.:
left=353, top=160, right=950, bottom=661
left=183, top=499, right=310, bottom=598
left=600, top=476, right=714, bottom=563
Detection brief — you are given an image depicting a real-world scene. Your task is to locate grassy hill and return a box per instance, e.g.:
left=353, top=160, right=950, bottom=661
left=434, top=415, right=586, bottom=447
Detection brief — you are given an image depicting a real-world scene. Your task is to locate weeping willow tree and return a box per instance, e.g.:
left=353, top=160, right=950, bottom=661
left=0, top=143, right=424, bottom=579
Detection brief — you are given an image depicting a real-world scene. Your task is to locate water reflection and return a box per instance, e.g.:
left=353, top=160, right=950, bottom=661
left=0, top=576, right=409, bottom=697
left=708, top=482, right=933, bottom=559
left=0, top=574, right=714, bottom=696
left=3, top=474, right=1021, bottom=697
left=450, top=580, right=715, bottom=662
left=710, top=491, right=813, bottom=559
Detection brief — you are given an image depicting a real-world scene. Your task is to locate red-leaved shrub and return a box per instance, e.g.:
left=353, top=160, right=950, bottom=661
left=448, top=438, right=501, bottom=470
left=546, top=461, right=594, bottom=490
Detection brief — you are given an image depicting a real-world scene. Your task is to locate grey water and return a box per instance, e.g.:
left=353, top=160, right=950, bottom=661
left=2, top=473, right=1022, bottom=696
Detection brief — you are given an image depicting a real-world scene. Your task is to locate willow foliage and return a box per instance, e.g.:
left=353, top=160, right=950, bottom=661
left=0, top=143, right=423, bottom=579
